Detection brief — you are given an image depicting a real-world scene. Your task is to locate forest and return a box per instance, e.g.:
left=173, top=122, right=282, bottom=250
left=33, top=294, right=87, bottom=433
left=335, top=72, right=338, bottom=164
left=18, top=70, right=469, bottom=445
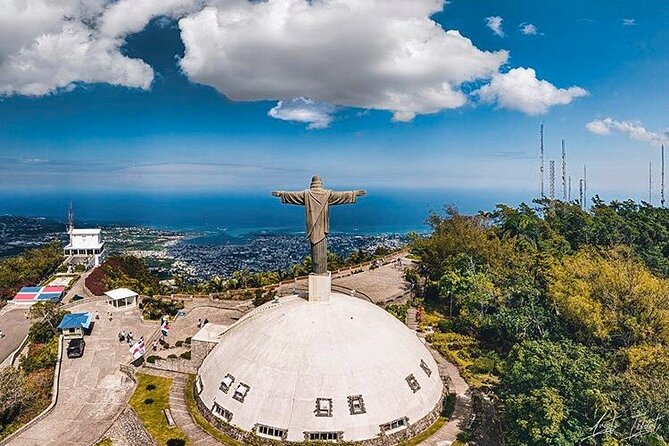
left=408, top=198, right=669, bottom=446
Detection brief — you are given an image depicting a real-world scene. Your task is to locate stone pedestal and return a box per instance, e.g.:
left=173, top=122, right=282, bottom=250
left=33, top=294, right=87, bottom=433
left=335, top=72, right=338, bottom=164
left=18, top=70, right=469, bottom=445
left=308, top=272, right=331, bottom=302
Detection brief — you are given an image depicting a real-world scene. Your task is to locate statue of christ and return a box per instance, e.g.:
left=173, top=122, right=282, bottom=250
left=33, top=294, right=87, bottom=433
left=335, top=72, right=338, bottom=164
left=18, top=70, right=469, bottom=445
left=272, top=176, right=366, bottom=274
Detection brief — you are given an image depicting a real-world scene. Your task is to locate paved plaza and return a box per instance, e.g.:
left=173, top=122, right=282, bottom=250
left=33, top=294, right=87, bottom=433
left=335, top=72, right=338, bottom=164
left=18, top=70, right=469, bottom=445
left=8, top=300, right=156, bottom=446
left=332, top=256, right=413, bottom=304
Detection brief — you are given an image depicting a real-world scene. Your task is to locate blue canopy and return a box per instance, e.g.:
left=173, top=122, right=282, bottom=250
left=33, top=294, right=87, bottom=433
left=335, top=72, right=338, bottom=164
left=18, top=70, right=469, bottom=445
left=58, top=312, right=93, bottom=330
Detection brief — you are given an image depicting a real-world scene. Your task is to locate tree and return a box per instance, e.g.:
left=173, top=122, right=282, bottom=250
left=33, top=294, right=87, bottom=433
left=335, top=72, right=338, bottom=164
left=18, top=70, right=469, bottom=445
left=502, top=340, right=611, bottom=446
left=0, top=368, right=32, bottom=428
left=548, top=247, right=669, bottom=347
left=28, top=302, right=68, bottom=344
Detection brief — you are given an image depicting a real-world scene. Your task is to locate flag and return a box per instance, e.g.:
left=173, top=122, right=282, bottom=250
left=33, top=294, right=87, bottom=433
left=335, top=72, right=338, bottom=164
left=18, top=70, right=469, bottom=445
left=129, top=339, right=146, bottom=360
left=161, top=320, right=169, bottom=337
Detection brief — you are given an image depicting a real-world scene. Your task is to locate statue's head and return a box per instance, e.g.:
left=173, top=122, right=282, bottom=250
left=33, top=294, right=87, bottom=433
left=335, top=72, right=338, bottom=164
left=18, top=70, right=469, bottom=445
left=310, top=175, right=323, bottom=189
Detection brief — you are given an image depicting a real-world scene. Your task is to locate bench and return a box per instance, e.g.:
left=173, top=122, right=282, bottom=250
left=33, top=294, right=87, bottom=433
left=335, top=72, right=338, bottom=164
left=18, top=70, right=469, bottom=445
left=163, top=408, right=175, bottom=427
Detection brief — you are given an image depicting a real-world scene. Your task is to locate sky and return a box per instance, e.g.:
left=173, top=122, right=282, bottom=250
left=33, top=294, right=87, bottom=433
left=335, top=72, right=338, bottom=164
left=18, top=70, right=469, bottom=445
left=1, top=0, right=668, bottom=206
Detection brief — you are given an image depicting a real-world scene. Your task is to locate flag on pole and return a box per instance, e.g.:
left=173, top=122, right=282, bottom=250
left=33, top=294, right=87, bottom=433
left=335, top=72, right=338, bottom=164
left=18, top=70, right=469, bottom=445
left=161, top=320, right=169, bottom=337
left=129, top=339, right=146, bottom=360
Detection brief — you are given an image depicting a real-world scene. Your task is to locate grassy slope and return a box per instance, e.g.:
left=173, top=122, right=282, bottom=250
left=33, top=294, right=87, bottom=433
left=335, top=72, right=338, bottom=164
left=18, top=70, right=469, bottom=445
left=129, top=373, right=190, bottom=446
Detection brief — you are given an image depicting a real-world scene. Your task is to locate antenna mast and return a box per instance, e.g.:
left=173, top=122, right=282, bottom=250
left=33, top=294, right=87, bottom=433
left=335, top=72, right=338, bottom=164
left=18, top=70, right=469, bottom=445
left=583, top=165, right=588, bottom=209
left=649, top=162, right=653, bottom=204
left=579, top=179, right=584, bottom=209
left=562, top=139, right=567, bottom=200
left=549, top=160, right=556, bottom=200
left=662, top=144, right=665, bottom=208
left=67, top=202, right=74, bottom=234
left=568, top=176, right=572, bottom=202
left=540, top=124, right=545, bottom=198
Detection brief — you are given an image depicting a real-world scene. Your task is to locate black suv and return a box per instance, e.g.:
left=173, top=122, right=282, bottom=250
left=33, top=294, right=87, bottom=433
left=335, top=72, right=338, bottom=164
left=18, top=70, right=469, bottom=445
left=67, top=338, right=85, bottom=358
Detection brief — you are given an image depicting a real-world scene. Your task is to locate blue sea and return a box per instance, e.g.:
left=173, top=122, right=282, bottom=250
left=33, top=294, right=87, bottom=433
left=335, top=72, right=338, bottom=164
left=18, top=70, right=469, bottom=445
left=0, top=188, right=533, bottom=236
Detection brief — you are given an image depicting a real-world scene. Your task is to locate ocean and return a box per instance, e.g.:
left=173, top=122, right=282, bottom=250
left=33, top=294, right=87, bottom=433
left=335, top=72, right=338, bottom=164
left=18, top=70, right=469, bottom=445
left=0, top=188, right=532, bottom=234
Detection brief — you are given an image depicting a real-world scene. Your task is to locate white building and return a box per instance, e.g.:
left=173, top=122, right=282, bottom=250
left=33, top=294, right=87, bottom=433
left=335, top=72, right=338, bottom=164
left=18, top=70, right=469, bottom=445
left=195, top=290, right=445, bottom=444
left=64, top=228, right=105, bottom=267
left=105, top=288, right=138, bottom=309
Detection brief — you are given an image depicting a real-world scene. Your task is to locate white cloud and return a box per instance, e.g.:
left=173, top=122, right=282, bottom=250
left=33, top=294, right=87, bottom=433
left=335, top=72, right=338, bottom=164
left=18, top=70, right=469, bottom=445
left=179, top=1, right=508, bottom=123
left=486, top=16, right=505, bottom=37
left=475, top=67, right=588, bottom=115
left=586, top=118, right=668, bottom=145
left=623, top=18, right=636, bottom=26
left=0, top=0, right=585, bottom=126
left=0, top=0, right=165, bottom=96
left=268, top=98, right=335, bottom=129
left=519, top=23, right=538, bottom=35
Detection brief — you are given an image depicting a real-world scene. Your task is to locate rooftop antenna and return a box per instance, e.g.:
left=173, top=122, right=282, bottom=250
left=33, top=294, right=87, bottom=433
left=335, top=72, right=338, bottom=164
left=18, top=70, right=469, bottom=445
left=540, top=123, right=545, bottom=198
left=67, top=202, right=74, bottom=234
left=662, top=144, right=665, bottom=208
left=568, top=176, right=572, bottom=202
left=561, top=139, right=567, bottom=200
left=649, top=161, right=653, bottom=204
left=549, top=160, right=556, bottom=200
left=579, top=179, right=584, bottom=209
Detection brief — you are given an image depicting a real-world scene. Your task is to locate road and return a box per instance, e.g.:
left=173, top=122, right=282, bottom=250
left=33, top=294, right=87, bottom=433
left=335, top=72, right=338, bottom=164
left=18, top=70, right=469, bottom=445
left=0, top=305, right=30, bottom=367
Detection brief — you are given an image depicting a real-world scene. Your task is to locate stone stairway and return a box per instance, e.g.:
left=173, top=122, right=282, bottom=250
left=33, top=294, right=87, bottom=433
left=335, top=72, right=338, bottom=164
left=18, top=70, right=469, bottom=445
left=406, top=307, right=419, bottom=330
left=168, top=375, right=221, bottom=446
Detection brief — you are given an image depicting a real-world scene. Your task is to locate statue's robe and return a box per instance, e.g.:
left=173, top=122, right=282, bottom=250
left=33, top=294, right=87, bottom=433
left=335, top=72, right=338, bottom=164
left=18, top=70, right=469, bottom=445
left=277, top=189, right=359, bottom=273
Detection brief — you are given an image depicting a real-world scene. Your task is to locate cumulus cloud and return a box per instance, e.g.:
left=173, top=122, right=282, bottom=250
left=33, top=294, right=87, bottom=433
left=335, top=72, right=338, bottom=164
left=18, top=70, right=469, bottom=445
left=486, top=16, right=505, bottom=37
left=623, top=18, right=636, bottom=26
left=0, top=0, right=199, bottom=96
left=0, top=0, right=586, bottom=126
left=475, top=67, right=588, bottom=115
left=268, top=98, right=336, bottom=129
left=180, top=0, right=508, bottom=123
left=586, top=118, right=668, bottom=145
left=520, top=23, right=538, bottom=35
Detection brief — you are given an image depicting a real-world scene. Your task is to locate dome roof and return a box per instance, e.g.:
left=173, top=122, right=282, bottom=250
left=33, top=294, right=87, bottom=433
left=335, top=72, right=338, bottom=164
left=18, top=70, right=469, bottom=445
left=196, top=293, right=443, bottom=443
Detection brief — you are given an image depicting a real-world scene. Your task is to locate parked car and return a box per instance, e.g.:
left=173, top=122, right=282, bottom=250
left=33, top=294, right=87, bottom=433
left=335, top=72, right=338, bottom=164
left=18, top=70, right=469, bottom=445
left=67, top=338, right=85, bottom=358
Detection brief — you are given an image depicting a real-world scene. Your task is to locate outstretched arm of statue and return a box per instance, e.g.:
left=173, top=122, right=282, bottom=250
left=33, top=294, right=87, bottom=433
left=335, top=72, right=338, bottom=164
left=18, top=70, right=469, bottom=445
left=272, top=190, right=305, bottom=205
left=329, top=190, right=367, bottom=205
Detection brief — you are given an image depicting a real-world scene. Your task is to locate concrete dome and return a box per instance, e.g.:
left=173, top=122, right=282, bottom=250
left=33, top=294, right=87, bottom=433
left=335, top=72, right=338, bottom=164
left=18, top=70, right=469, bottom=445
left=196, top=293, right=444, bottom=444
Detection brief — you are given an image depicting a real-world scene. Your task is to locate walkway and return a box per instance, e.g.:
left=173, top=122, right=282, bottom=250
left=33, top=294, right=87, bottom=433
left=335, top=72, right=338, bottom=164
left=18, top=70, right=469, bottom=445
left=62, top=271, right=94, bottom=304
left=420, top=346, right=473, bottom=446
left=168, top=374, right=219, bottom=446
left=7, top=300, right=155, bottom=446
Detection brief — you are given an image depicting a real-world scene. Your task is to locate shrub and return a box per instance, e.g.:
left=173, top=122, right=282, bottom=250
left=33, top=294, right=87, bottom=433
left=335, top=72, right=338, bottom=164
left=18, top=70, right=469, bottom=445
left=179, top=351, right=191, bottom=360
left=146, top=356, right=162, bottom=364
left=71, top=294, right=85, bottom=301
left=166, top=439, right=186, bottom=446
left=184, top=337, right=192, bottom=345
left=167, top=354, right=178, bottom=359
left=175, top=341, right=183, bottom=347
left=146, top=384, right=156, bottom=391
left=144, top=398, right=154, bottom=405
left=159, top=339, right=169, bottom=348
left=141, top=296, right=184, bottom=320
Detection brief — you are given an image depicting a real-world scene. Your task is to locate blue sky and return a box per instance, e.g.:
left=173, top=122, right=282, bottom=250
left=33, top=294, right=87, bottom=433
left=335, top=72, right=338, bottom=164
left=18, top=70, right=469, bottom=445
left=1, top=0, right=668, bottom=206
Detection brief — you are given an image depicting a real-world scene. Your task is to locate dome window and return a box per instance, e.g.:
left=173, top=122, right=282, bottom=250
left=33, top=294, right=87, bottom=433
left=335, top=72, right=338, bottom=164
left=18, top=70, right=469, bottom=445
left=380, top=417, right=408, bottom=433
left=307, top=431, right=342, bottom=441
left=212, top=402, right=233, bottom=422
left=420, top=359, right=433, bottom=377
left=233, top=383, right=250, bottom=402
left=256, top=424, right=287, bottom=440
left=347, top=395, right=366, bottom=415
left=196, top=376, right=204, bottom=394
left=220, top=374, right=235, bottom=393
left=314, top=398, right=333, bottom=417
left=406, top=374, right=421, bottom=393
